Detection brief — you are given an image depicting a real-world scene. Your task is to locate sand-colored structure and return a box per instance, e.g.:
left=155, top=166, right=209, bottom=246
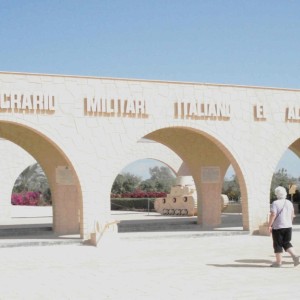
left=0, top=71, right=300, bottom=242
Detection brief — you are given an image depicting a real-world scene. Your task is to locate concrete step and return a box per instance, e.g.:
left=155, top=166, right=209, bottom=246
left=118, top=223, right=200, bottom=233
left=117, top=214, right=244, bottom=233
left=117, top=217, right=197, bottom=232
left=0, top=224, right=52, bottom=237
left=0, top=237, right=83, bottom=248
left=0, top=224, right=83, bottom=248
left=118, top=230, right=250, bottom=241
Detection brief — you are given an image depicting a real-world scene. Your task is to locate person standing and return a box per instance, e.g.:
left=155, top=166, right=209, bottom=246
left=268, top=186, right=299, bottom=267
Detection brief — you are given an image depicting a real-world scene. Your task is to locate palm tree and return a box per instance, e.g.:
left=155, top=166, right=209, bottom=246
left=13, top=163, right=51, bottom=203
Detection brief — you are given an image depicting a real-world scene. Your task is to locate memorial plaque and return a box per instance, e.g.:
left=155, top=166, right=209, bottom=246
left=56, top=166, right=75, bottom=185
left=289, top=184, right=297, bottom=195
left=201, top=167, right=220, bottom=183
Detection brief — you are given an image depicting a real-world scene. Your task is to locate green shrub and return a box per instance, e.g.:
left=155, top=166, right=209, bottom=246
left=111, top=198, right=155, bottom=211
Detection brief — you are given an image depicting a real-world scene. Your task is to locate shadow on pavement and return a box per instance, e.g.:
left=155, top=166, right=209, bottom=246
left=208, top=259, right=272, bottom=268
left=208, top=259, right=295, bottom=268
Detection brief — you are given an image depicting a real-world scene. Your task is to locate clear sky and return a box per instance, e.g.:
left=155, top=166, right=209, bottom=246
left=1, top=0, right=300, bottom=178
left=1, top=0, right=300, bottom=88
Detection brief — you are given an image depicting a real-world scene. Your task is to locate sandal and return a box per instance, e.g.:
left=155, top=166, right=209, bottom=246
left=293, top=256, right=299, bottom=267
left=270, top=263, right=282, bottom=268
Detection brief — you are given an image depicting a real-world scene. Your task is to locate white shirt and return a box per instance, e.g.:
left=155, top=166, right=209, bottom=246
left=270, top=198, right=294, bottom=229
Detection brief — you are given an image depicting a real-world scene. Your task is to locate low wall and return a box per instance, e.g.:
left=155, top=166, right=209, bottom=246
left=222, top=203, right=242, bottom=213
left=111, top=198, right=155, bottom=211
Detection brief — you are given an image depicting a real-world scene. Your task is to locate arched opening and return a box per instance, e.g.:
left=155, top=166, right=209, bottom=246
left=121, top=158, right=177, bottom=181
left=0, top=139, right=36, bottom=219
left=221, top=164, right=242, bottom=228
left=223, top=165, right=241, bottom=203
left=272, top=145, right=300, bottom=216
left=110, top=159, right=177, bottom=227
left=12, top=162, right=51, bottom=205
left=10, top=162, right=53, bottom=227
left=0, top=121, right=83, bottom=237
left=144, top=126, right=248, bottom=231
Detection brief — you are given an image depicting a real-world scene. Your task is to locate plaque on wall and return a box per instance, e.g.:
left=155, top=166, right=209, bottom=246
left=201, top=167, right=220, bottom=183
left=56, top=166, right=75, bottom=185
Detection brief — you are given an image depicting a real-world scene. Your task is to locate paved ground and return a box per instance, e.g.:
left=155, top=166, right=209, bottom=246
left=0, top=230, right=299, bottom=299
left=0, top=207, right=299, bottom=299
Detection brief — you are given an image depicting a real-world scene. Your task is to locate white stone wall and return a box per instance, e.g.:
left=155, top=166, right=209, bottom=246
left=0, top=72, right=300, bottom=237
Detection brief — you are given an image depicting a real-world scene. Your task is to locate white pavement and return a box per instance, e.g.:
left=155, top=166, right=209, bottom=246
left=0, top=207, right=299, bottom=299
left=0, top=227, right=300, bottom=299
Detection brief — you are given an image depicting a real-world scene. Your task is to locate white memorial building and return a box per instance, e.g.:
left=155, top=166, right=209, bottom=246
left=0, top=71, right=299, bottom=242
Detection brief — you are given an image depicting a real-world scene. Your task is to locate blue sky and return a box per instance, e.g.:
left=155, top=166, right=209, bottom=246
left=1, top=0, right=300, bottom=88
left=1, top=0, right=300, bottom=178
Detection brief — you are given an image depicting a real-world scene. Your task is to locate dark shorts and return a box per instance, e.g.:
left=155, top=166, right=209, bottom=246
left=272, top=227, right=293, bottom=253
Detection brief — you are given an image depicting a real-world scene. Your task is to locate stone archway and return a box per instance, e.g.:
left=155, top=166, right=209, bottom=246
left=0, top=121, right=83, bottom=236
left=145, top=126, right=249, bottom=230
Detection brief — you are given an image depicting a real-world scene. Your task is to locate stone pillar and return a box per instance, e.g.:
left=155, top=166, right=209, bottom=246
left=199, top=182, right=222, bottom=228
left=52, top=184, right=80, bottom=234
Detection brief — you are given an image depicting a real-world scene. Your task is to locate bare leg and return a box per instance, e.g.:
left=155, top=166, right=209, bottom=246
left=275, top=253, right=282, bottom=265
left=270, top=253, right=282, bottom=267
left=286, top=247, right=296, bottom=257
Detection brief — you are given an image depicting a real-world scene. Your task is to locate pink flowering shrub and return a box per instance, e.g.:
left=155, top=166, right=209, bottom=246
left=111, top=190, right=167, bottom=199
left=11, top=191, right=41, bottom=206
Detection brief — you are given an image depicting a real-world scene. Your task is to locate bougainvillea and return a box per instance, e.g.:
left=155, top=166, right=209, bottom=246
left=11, top=191, right=41, bottom=206
left=111, top=189, right=167, bottom=199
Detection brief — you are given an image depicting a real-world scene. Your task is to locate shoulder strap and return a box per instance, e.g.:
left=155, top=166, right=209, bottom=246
left=273, top=199, right=287, bottom=223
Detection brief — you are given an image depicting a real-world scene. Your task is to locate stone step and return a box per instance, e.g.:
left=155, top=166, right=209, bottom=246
left=0, top=238, right=83, bottom=249
left=0, top=225, right=83, bottom=248
left=117, top=213, right=244, bottom=233
left=118, top=223, right=200, bottom=233
left=0, top=224, right=52, bottom=237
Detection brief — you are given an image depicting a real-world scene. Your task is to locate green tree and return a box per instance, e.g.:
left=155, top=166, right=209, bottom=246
left=270, top=168, right=298, bottom=201
left=140, top=166, right=176, bottom=193
left=222, top=175, right=240, bottom=201
left=111, top=172, right=142, bottom=194
left=13, top=163, right=49, bottom=193
left=13, top=163, right=51, bottom=204
left=222, top=168, right=300, bottom=203
left=139, top=179, right=156, bottom=192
